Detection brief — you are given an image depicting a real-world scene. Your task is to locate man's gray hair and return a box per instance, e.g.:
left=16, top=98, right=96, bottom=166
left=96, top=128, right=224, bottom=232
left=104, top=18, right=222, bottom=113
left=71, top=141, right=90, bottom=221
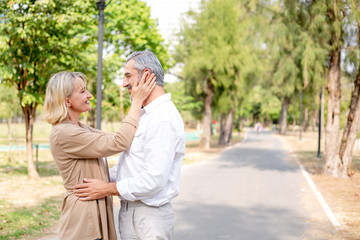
left=126, top=51, right=165, bottom=86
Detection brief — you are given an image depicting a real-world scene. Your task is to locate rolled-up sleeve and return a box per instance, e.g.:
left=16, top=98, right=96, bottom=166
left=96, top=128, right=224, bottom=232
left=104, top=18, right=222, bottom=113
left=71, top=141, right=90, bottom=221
left=58, top=116, right=138, bottom=159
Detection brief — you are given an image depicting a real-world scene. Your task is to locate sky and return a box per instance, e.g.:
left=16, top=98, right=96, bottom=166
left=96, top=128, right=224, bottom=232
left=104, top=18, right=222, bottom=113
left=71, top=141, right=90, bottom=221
left=142, top=0, right=201, bottom=46
left=141, top=0, right=201, bottom=82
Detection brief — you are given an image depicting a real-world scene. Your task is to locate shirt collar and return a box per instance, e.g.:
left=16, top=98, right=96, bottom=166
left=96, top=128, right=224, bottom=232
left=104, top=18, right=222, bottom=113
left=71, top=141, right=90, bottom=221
left=143, top=93, right=171, bottom=113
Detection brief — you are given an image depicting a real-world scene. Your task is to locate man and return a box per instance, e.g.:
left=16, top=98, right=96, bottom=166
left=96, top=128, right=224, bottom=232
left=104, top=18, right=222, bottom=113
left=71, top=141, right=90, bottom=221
left=75, top=51, right=185, bottom=240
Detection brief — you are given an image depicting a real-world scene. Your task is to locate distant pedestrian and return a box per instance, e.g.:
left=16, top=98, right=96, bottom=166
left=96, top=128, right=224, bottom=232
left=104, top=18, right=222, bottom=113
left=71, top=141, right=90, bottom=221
left=255, top=122, right=263, bottom=134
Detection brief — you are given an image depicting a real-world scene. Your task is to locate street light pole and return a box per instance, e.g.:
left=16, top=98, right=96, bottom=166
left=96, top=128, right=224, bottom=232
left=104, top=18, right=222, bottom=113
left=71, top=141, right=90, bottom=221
left=96, top=0, right=106, bottom=130
left=299, top=90, right=302, bottom=141
left=317, top=88, right=323, bottom=158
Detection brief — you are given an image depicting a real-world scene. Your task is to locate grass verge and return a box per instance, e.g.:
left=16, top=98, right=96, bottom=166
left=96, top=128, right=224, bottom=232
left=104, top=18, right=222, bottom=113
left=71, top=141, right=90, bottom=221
left=0, top=196, right=62, bottom=240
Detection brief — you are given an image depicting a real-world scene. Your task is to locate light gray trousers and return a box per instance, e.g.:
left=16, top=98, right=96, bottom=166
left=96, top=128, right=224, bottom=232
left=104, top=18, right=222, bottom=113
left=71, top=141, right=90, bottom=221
left=119, top=201, right=174, bottom=240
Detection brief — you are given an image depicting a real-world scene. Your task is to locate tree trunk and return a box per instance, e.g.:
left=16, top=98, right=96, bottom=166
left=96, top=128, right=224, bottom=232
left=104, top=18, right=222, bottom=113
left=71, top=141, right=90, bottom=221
left=303, top=107, right=309, bottom=132
left=218, top=109, right=234, bottom=145
left=225, top=109, right=234, bottom=143
left=323, top=49, right=342, bottom=177
left=279, top=98, right=289, bottom=135
left=22, top=104, right=39, bottom=178
left=7, top=118, right=12, bottom=162
left=200, top=77, right=214, bottom=149
left=89, top=108, right=96, bottom=128
left=292, top=117, right=296, bottom=131
left=219, top=113, right=226, bottom=144
left=337, top=68, right=360, bottom=178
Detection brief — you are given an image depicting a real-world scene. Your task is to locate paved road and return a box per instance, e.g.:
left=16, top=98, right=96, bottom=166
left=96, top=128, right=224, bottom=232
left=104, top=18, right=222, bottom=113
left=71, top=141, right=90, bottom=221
left=40, top=129, right=335, bottom=240
left=172, top=130, right=335, bottom=240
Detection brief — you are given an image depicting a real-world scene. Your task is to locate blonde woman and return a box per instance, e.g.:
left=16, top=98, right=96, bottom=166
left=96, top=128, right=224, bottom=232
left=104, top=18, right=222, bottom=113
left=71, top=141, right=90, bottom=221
left=44, top=71, right=156, bottom=240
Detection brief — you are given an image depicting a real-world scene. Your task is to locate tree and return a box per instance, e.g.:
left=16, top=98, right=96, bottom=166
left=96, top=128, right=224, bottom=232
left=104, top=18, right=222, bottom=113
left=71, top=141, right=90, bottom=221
left=306, top=0, right=346, bottom=177
left=176, top=0, right=260, bottom=148
left=0, top=0, right=95, bottom=178
left=336, top=1, right=360, bottom=178
left=265, top=1, right=308, bottom=135
left=0, top=0, right=169, bottom=178
left=322, top=1, right=344, bottom=177
left=176, top=0, right=224, bottom=149
left=104, top=0, right=170, bottom=73
left=98, top=0, right=170, bottom=125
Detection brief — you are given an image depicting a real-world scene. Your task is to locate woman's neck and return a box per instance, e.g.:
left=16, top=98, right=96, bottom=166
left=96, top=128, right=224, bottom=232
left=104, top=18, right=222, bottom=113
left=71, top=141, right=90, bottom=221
left=68, top=111, right=80, bottom=125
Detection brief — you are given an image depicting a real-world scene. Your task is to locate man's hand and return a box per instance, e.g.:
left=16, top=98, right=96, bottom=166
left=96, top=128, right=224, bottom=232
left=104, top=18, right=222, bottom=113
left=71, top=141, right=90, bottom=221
left=74, top=178, right=118, bottom=201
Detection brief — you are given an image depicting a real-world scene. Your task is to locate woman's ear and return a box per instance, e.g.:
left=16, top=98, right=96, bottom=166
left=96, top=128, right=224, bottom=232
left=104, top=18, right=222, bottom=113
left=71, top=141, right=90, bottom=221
left=65, top=98, right=71, bottom=108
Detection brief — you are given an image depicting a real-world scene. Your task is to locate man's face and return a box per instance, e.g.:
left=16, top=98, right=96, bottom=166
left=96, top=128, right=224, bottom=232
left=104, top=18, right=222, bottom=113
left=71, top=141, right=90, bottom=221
left=123, top=59, right=140, bottom=95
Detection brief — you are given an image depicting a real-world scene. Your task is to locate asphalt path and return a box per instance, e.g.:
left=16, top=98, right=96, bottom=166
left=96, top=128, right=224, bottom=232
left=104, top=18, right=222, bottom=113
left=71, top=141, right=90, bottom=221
left=41, top=129, right=335, bottom=240
left=171, top=129, right=335, bottom=240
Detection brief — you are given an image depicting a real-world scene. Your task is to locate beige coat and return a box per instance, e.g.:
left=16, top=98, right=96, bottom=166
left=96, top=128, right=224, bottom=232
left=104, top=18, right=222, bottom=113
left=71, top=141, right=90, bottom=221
left=49, top=116, right=138, bottom=240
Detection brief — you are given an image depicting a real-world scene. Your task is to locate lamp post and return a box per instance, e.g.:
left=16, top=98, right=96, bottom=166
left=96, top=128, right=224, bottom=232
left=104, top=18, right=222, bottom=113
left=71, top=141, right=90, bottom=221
left=299, top=90, right=302, bottom=141
left=95, top=0, right=106, bottom=130
left=317, top=88, right=323, bottom=158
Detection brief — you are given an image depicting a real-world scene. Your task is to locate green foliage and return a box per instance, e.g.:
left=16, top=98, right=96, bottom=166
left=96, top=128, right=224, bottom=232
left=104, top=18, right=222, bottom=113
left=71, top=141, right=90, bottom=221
left=0, top=0, right=170, bottom=123
left=0, top=0, right=96, bottom=106
left=176, top=0, right=263, bottom=121
left=0, top=84, right=21, bottom=119
left=164, top=80, right=203, bottom=121
left=104, top=0, right=170, bottom=72
left=242, top=85, right=281, bottom=122
left=98, top=0, right=171, bottom=122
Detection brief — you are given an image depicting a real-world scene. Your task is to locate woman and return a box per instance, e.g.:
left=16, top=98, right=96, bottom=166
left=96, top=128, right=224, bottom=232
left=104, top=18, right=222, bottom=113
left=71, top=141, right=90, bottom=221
left=43, top=71, right=156, bottom=240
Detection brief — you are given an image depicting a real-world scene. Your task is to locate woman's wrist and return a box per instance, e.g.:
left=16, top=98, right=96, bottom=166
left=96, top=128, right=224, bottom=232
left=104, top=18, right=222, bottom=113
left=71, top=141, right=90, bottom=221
left=130, top=98, right=143, bottom=106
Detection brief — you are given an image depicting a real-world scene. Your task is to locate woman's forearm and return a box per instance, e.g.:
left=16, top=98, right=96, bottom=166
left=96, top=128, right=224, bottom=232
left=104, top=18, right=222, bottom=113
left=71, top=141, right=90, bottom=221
left=126, top=99, right=143, bottom=120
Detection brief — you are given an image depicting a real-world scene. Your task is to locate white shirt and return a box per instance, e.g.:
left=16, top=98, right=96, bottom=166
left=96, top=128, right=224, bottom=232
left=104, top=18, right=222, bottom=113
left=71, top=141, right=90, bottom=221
left=109, top=93, right=185, bottom=207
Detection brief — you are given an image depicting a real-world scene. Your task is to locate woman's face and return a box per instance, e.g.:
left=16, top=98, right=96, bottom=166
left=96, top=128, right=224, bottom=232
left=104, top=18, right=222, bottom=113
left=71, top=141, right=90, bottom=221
left=67, top=78, right=92, bottom=114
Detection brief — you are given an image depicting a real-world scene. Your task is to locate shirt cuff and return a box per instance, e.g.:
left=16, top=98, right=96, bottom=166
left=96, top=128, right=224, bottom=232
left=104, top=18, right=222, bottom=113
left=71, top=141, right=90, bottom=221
left=116, top=179, right=136, bottom=202
left=123, top=116, right=138, bottom=128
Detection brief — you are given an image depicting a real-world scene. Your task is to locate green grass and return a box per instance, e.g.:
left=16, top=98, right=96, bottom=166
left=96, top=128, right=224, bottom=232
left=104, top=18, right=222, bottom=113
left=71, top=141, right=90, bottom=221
left=0, top=150, right=57, bottom=179
left=0, top=121, right=52, bottom=144
left=0, top=149, right=62, bottom=240
left=0, top=196, right=62, bottom=240
left=0, top=121, right=124, bottom=145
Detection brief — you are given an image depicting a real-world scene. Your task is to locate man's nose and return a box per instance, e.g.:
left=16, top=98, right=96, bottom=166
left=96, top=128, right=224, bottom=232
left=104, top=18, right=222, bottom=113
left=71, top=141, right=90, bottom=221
left=122, top=79, right=128, bottom=88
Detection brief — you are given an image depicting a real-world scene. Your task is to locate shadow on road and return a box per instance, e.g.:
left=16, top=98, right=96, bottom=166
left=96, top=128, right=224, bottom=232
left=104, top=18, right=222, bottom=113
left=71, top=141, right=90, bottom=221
left=218, top=147, right=298, bottom=173
left=174, top=201, right=310, bottom=240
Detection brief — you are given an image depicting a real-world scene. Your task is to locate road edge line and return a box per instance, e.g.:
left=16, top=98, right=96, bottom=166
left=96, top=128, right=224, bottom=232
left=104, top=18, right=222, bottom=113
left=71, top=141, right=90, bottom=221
left=298, top=163, right=341, bottom=228
left=280, top=136, right=341, bottom=228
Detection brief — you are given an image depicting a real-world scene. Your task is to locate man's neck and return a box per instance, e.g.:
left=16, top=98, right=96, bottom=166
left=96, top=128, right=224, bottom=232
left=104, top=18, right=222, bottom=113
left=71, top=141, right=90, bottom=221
left=143, top=86, right=165, bottom=107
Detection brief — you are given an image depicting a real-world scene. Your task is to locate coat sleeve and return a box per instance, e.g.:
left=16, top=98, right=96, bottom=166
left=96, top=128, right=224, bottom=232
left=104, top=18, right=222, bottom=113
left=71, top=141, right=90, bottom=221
left=57, top=116, right=138, bottom=159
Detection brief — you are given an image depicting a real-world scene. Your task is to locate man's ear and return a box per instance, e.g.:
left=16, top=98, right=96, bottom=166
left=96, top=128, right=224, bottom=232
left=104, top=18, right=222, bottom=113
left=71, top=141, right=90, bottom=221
left=142, top=68, right=151, bottom=82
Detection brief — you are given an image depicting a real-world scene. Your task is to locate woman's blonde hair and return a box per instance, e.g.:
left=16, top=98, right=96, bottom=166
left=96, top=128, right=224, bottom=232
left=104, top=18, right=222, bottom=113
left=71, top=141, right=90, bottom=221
left=44, top=71, right=87, bottom=125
